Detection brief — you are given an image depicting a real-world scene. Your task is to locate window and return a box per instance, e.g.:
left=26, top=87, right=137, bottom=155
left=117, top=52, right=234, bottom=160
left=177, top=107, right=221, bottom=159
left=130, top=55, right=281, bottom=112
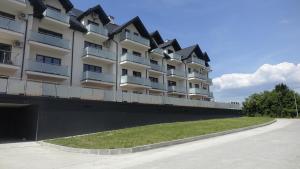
left=167, top=64, right=175, bottom=70
left=84, top=41, right=102, bottom=50
left=133, top=91, right=143, bottom=94
left=122, top=69, right=128, bottom=76
left=46, top=5, right=61, bottom=12
left=149, top=77, right=158, bottom=83
left=168, top=49, right=174, bottom=54
left=122, top=90, right=128, bottom=93
left=125, top=29, right=130, bottom=33
left=189, top=83, right=192, bottom=88
left=38, top=28, right=62, bottom=39
left=133, top=71, right=141, bottom=78
left=88, top=20, right=99, bottom=26
left=0, top=43, right=12, bottom=64
left=132, top=51, right=141, bottom=57
left=122, top=48, right=128, bottom=55
left=83, top=64, right=102, bottom=73
left=0, top=11, right=15, bottom=20
left=36, top=55, right=61, bottom=66
left=195, top=84, right=200, bottom=88
left=188, top=68, right=191, bottom=73
left=150, top=59, right=158, bottom=65
left=134, top=32, right=139, bottom=36
left=168, top=81, right=176, bottom=87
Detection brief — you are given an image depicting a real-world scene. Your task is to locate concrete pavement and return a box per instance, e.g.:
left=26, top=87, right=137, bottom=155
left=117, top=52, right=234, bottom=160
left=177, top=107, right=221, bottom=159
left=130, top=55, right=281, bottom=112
left=0, top=119, right=299, bottom=169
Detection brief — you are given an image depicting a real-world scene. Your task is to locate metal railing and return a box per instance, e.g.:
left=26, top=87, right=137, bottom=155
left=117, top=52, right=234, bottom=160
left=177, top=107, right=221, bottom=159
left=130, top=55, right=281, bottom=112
left=0, top=78, right=240, bottom=110
left=167, top=69, right=186, bottom=77
left=189, top=88, right=209, bottom=95
left=0, top=50, right=19, bottom=66
left=120, top=31, right=150, bottom=47
left=86, top=24, right=108, bottom=37
left=168, top=53, right=182, bottom=61
left=150, top=63, right=164, bottom=72
left=82, top=71, right=114, bottom=83
left=0, top=16, right=25, bottom=33
left=120, top=53, right=150, bottom=66
left=121, top=75, right=151, bottom=86
left=151, top=48, right=164, bottom=56
left=29, top=31, right=71, bottom=50
left=150, top=82, right=165, bottom=90
left=186, top=57, right=205, bottom=66
left=27, top=60, right=69, bottom=77
left=83, top=47, right=116, bottom=61
left=43, top=8, right=70, bottom=24
left=168, top=86, right=186, bottom=93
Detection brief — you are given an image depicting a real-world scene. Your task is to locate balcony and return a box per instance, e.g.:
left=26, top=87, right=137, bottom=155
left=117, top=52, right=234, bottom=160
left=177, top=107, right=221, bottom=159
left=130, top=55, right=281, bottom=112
left=43, top=8, right=70, bottom=27
left=5, top=0, right=26, bottom=9
left=189, top=88, right=210, bottom=97
left=0, top=50, right=20, bottom=75
left=186, top=57, right=205, bottom=67
left=150, top=82, right=165, bottom=91
left=85, top=24, right=108, bottom=41
left=26, top=60, right=69, bottom=80
left=120, top=75, right=151, bottom=88
left=0, top=17, right=25, bottom=39
left=188, top=72, right=212, bottom=85
left=82, top=47, right=116, bottom=63
left=120, top=53, right=150, bottom=68
left=82, top=71, right=115, bottom=86
left=168, top=53, right=182, bottom=63
left=167, top=69, right=186, bottom=79
left=149, top=63, right=164, bottom=73
left=120, top=31, right=150, bottom=50
left=29, top=31, right=71, bottom=53
left=151, top=48, right=164, bottom=57
left=168, top=86, right=186, bottom=94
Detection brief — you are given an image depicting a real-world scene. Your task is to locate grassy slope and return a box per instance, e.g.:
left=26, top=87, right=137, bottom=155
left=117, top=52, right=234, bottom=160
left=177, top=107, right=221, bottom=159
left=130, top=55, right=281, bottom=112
left=47, top=117, right=273, bottom=149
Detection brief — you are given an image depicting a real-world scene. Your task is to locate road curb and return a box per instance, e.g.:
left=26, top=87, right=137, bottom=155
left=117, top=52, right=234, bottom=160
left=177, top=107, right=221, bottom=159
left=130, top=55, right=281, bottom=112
left=39, top=119, right=277, bottom=155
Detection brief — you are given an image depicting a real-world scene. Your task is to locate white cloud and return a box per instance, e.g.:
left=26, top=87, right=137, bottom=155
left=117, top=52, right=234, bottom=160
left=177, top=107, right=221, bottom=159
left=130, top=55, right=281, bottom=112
left=212, top=62, right=300, bottom=102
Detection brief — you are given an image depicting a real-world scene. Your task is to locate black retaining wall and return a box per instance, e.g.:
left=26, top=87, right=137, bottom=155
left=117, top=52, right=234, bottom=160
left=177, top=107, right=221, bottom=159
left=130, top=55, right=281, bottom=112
left=0, top=95, right=243, bottom=140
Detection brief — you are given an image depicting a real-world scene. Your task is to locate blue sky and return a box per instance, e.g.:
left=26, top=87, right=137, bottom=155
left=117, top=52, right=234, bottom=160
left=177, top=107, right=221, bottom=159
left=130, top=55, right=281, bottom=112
left=71, top=0, right=300, bottom=102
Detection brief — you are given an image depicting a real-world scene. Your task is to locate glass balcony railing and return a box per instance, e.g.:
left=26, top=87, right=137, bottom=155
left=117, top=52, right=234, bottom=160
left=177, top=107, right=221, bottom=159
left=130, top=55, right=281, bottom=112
left=188, top=72, right=212, bottom=84
left=43, top=8, right=70, bottom=24
left=151, top=48, right=164, bottom=56
left=27, top=60, right=68, bottom=77
left=83, top=47, right=116, bottom=61
left=167, top=69, right=186, bottom=77
left=0, top=16, right=24, bottom=34
left=168, top=53, right=181, bottom=61
left=120, top=53, right=150, bottom=66
left=189, top=88, right=210, bottom=96
left=168, top=86, right=186, bottom=93
left=150, top=82, right=165, bottom=90
left=82, top=71, right=114, bottom=83
left=187, top=57, right=205, bottom=66
left=150, top=63, right=164, bottom=72
left=121, top=75, right=150, bottom=86
left=29, top=31, right=71, bottom=50
left=86, top=24, right=108, bottom=37
left=120, top=31, right=150, bottom=47
left=209, top=92, right=214, bottom=98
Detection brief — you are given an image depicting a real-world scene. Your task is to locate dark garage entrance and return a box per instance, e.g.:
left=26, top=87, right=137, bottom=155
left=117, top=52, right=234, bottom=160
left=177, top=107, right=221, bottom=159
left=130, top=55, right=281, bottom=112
left=0, top=104, right=38, bottom=142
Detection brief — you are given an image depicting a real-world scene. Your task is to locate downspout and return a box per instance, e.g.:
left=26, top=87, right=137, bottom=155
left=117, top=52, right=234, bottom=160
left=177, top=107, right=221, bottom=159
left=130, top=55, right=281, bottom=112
left=70, top=31, right=75, bottom=86
left=111, top=38, right=119, bottom=96
left=184, top=61, right=188, bottom=99
left=20, top=18, right=29, bottom=80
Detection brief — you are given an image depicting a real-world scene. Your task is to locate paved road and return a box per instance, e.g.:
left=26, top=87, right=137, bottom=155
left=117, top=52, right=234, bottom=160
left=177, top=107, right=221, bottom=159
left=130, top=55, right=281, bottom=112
left=0, top=119, right=300, bottom=169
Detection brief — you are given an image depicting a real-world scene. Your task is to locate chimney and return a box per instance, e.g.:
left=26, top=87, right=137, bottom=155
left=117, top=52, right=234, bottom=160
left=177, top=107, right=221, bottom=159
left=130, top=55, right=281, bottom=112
left=108, top=15, right=115, bottom=24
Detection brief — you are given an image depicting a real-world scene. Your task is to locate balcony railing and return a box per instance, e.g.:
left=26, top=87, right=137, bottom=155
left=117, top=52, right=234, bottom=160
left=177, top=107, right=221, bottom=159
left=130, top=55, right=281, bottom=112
left=150, top=63, right=164, bottom=72
left=83, top=47, right=116, bottom=61
left=209, top=92, right=214, bottom=98
left=151, top=48, right=164, bottom=56
left=168, top=86, right=186, bottom=93
left=168, top=53, right=181, bottom=61
left=82, top=71, right=114, bottom=83
left=167, top=69, right=185, bottom=77
left=43, top=8, right=70, bottom=24
left=187, top=57, right=205, bottom=66
left=29, top=31, right=71, bottom=50
left=150, top=82, right=165, bottom=91
left=27, top=60, right=68, bottom=77
left=189, top=88, right=210, bottom=96
left=121, top=75, right=150, bottom=86
left=120, top=53, right=150, bottom=66
left=0, top=16, right=24, bottom=34
left=120, top=31, right=150, bottom=47
left=86, top=24, right=108, bottom=37
left=0, top=50, right=18, bottom=66
left=188, top=72, right=212, bottom=84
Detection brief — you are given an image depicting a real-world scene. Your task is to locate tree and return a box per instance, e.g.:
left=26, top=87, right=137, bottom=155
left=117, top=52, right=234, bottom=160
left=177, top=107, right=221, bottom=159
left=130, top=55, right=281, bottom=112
left=243, top=84, right=300, bottom=118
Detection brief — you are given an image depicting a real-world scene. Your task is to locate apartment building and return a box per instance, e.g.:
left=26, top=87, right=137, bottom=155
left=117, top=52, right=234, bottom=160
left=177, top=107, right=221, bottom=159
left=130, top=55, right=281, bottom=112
left=0, top=0, right=215, bottom=104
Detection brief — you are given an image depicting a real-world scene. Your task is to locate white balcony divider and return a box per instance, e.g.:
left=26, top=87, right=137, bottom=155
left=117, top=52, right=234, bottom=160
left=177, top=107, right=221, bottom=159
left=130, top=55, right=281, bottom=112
left=43, top=8, right=70, bottom=24
left=121, top=53, right=150, bottom=66
left=29, top=31, right=71, bottom=49
left=0, top=78, right=241, bottom=110
left=0, top=16, right=25, bottom=33
left=83, top=47, right=116, bottom=61
left=120, top=31, right=150, bottom=47
left=86, top=24, right=108, bottom=36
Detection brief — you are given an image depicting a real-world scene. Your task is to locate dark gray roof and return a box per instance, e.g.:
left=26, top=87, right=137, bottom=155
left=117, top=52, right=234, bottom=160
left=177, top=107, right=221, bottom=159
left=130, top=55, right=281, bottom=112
left=157, top=39, right=181, bottom=51
left=28, top=0, right=73, bottom=18
left=106, top=23, right=120, bottom=34
left=77, top=5, right=110, bottom=25
left=176, top=44, right=210, bottom=62
left=150, top=31, right=164, bottom=45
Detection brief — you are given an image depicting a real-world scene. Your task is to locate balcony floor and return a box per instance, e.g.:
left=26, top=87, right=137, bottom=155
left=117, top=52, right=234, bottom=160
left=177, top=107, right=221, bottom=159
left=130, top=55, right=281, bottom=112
left=29, top=40, right=70, bottom=54
left=0, top=64, right=20, bottom=76
left=81, top=79, right=114, bottom=87
left=26, top=71, right=69, bottom=81
left=120, top=39, right=150, bottom=51
left=41, top=17, right=70, bottom=29
left=120, top=83, right=151, bottom=89
left=120, top=61, right=150, bottom=69
left=82, top=55, right=115, bottom=64
left=0, top=28, right=24, bottom=40
left=85, top=32, right=108, bottom=42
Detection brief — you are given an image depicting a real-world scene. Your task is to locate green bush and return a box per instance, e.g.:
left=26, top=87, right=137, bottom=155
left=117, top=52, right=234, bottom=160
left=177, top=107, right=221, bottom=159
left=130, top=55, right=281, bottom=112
left=243, top=84, right=299, bottom=118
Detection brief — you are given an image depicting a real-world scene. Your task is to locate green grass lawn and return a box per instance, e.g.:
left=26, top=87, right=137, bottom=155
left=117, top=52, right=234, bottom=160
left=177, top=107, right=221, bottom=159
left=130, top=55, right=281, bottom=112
left=46, top=117, right=274, bottom=149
